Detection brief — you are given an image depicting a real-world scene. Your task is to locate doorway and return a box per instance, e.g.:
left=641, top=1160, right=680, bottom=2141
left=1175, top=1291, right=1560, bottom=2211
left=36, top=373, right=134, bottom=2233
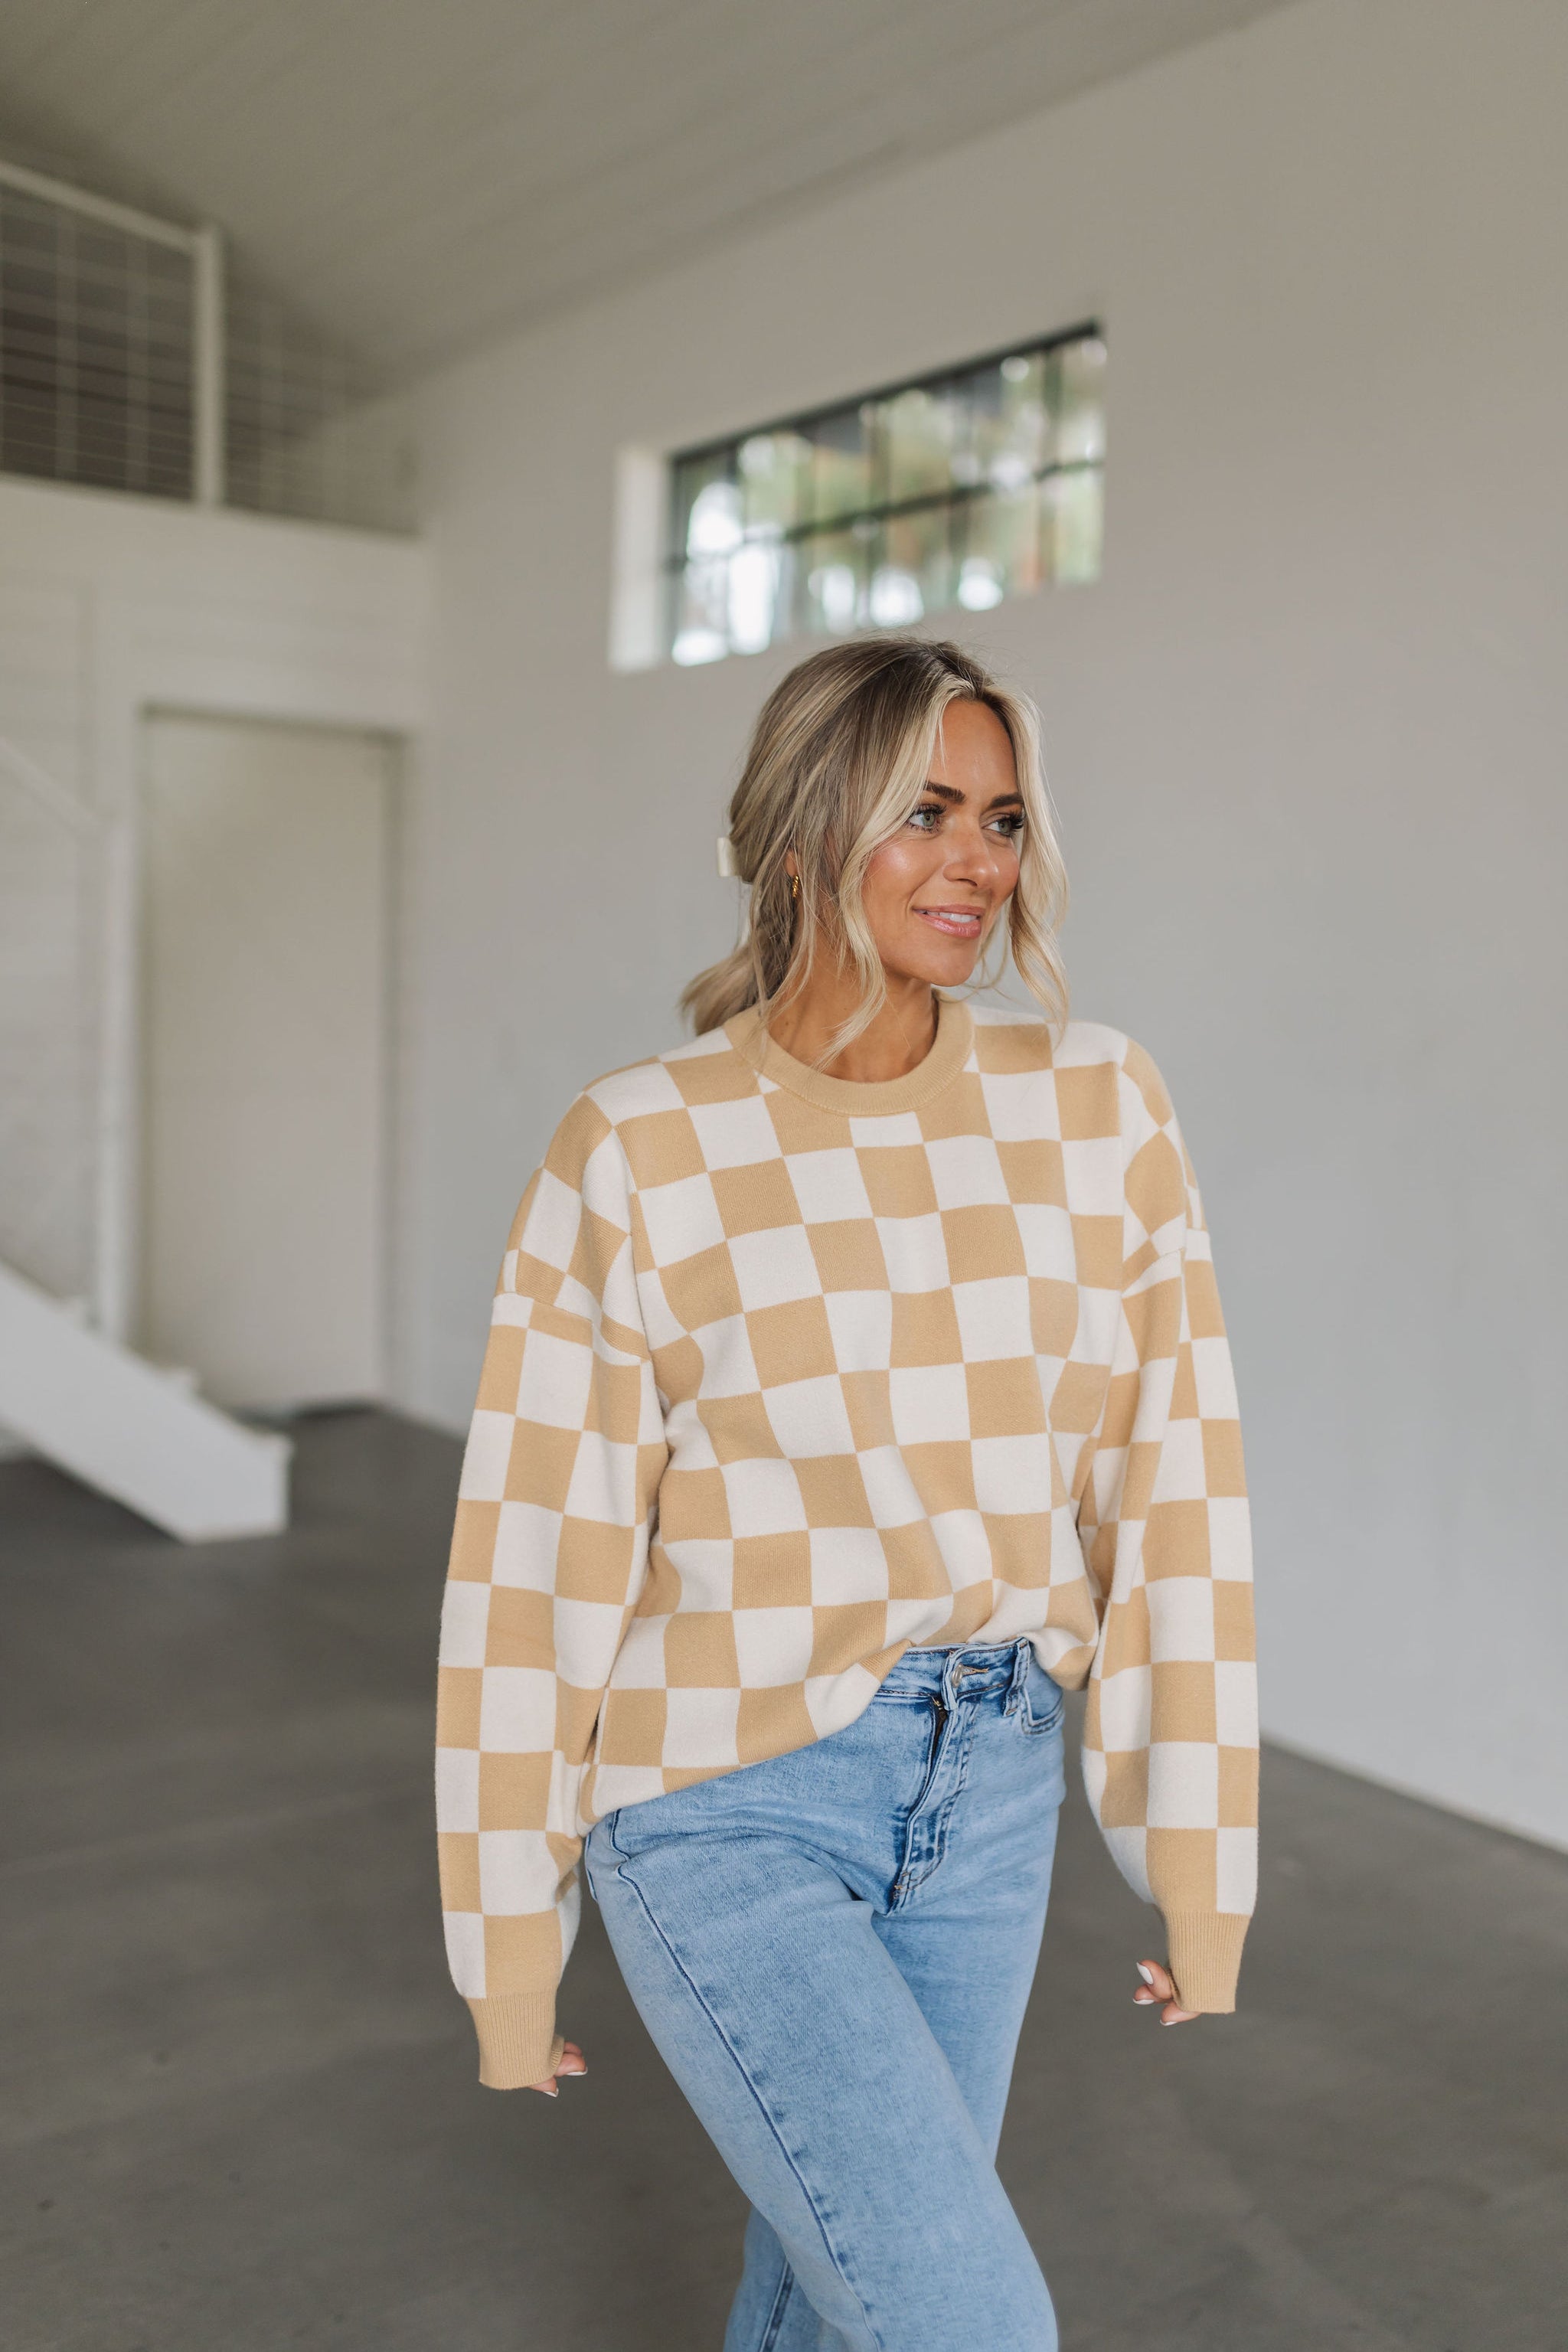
left=137, top=712, right=397, bottom=1412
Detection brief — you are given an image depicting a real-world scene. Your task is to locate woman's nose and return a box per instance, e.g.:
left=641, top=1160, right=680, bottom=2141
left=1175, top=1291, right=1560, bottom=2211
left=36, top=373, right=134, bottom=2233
left=945, top=825, right=1001, bottom=886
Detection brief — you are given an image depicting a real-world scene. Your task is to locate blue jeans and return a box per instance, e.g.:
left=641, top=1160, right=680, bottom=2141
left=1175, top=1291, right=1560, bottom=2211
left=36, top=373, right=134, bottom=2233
left=583, top=1636, right=1067, bottom=2351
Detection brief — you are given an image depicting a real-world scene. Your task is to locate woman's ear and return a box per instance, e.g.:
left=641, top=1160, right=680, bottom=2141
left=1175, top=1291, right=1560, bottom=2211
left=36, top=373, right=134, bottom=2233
left=784, top=850, right=799, bottom=882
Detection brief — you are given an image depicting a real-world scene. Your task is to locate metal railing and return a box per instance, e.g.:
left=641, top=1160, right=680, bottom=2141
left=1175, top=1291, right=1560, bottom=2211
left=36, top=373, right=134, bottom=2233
left=0, top=157, right=413, bottom=532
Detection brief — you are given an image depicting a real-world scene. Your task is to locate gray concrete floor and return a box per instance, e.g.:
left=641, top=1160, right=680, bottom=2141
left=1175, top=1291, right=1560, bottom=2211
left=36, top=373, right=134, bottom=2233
left=2, top=1408, right=1565, bottom=2352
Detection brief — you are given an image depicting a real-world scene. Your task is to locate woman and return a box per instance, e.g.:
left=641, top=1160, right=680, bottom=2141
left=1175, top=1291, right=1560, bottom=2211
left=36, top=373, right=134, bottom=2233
left=436, top=636, right=1257, bottom=2350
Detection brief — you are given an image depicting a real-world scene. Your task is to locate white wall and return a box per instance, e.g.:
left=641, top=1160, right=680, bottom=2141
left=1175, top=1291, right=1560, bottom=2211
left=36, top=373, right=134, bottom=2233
left=0, top=477, right=429, bottom=1341
left=403, top=0, right=1568, bottom=1846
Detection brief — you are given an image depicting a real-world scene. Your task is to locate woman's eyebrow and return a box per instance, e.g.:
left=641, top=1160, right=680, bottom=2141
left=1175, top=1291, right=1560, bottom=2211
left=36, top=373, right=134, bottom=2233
left=920, top=782, right=1024, bottom=811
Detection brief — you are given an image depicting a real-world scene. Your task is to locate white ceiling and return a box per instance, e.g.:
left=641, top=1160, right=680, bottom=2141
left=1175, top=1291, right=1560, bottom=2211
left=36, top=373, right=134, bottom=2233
left=0, top=0, right=1298, bottom=383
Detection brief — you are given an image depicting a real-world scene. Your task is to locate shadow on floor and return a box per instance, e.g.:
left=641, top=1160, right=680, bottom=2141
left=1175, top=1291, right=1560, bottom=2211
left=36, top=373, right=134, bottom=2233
left=2, top=1410, right=1564, bottom=2350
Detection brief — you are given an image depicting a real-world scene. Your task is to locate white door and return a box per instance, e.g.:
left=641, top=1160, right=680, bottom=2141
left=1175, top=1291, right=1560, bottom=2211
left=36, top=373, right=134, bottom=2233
left=138, top=713, right=394, bottom=1412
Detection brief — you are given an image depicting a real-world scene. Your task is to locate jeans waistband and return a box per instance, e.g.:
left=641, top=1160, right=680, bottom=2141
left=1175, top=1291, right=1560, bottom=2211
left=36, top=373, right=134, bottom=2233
left=878, top=1637, right=1034, bottom=1704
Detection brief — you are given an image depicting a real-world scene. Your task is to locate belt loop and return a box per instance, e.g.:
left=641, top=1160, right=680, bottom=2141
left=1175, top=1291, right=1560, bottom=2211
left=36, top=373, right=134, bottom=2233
left=1007, top=1638, right=1032, bottom=1712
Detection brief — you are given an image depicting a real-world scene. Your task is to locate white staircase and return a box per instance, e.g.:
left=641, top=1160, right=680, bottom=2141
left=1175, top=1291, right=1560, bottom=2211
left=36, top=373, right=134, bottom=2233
left=0, top=1259, right=290, bottom=1540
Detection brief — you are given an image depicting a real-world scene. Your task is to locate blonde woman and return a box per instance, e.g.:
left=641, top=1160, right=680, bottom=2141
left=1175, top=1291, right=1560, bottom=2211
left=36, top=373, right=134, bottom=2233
left=436, top=636, right=1257, bottom=2350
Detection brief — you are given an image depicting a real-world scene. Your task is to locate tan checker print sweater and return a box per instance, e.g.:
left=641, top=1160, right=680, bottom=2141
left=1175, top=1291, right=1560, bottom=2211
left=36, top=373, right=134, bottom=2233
left=437, top=998, right=1257, bottom=2088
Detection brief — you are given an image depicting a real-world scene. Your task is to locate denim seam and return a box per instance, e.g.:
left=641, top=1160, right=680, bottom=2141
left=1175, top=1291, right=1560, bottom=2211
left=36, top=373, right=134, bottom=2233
left=758, top=2259, right=797, bottom=2352
left=615, top=1860, right=884, bottom=2351
left=891, top=1707, right=976, bottom=1910
left=889, top=1708, right=951, bottom=1903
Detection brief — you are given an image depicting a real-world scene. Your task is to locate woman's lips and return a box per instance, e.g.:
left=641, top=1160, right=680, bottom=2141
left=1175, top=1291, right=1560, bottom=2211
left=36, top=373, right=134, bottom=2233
left=913, top=904, right=986, bottom=938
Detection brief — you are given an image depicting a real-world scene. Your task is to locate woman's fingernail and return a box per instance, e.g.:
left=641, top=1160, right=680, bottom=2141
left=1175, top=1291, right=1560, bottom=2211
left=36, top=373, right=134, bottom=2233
left=542, top=2085, right=558, bottom=2097
left=1136, top=1963, right=1155, bottom=1987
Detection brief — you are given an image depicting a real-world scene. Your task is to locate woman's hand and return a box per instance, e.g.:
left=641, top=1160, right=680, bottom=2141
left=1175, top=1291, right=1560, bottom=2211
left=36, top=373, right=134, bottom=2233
left=1132, top=1959, right=1199, bottom=2027
left=530, top=2039, right=588, bottom=2096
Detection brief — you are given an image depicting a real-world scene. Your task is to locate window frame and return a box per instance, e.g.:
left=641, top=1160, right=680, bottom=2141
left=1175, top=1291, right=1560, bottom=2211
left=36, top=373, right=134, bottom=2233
left=662, top=319, right=1106, bottom=665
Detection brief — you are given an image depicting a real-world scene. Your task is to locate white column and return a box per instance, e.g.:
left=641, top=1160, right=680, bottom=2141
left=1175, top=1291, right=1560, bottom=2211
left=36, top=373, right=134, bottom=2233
left=192, top=224, right=226, bottom=508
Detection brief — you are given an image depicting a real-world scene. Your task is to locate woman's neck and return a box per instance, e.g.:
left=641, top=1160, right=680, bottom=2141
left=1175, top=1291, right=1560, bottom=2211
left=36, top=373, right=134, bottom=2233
left=766, top=966, right=939, bottom=1083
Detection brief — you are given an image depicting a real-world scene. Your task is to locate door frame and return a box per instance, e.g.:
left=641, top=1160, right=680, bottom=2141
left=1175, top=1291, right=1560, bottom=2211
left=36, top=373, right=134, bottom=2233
left=130, top=707, right=407, bottom=1404
left=70, top=577, right=424, bottom=1377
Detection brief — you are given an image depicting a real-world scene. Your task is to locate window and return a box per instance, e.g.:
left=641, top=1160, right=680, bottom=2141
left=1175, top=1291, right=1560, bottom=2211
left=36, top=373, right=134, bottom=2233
left=666, top=325, right=1105, bottom=666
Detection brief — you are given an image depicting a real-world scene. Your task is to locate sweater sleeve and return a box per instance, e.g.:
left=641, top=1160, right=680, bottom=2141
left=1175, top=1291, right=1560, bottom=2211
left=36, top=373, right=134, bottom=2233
left=436, top=1096, right=667, bottom=2089
left=1076, top=1042, right=1258, bottom=2014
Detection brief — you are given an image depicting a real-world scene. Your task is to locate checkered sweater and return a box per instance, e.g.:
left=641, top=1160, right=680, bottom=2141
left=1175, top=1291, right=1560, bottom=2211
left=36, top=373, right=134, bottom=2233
left=437, top=999, right=1257, bottom=2088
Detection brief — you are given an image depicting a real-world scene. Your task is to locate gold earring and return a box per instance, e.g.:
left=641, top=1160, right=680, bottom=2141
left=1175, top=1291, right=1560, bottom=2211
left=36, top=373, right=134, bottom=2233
left=789, top=874, right=800, bottom=903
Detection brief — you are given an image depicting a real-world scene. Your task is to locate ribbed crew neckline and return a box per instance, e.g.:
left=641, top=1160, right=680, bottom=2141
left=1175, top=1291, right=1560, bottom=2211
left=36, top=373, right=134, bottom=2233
left=725, top=996, right=974, bottom=1116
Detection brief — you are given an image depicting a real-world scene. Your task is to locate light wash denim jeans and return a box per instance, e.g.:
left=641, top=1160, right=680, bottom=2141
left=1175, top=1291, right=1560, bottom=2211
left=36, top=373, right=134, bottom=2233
left=583, top=1635, right=1067, bottom=2351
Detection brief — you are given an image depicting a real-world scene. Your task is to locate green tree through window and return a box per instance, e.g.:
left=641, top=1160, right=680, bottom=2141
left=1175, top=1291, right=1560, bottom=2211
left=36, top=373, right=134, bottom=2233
left=667, top=327, right=1106, bottom=665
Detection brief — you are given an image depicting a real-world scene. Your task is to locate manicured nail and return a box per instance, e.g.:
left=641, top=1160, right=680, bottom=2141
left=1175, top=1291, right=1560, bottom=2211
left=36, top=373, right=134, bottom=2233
left=542, top=2085, right=558, bottom=2097
left=1136, top=1963, right=1155, bottom=1986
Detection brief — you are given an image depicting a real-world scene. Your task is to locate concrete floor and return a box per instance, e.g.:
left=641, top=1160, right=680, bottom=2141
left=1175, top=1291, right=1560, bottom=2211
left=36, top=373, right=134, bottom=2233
left=2, top=1410, right=1565, bottom=2352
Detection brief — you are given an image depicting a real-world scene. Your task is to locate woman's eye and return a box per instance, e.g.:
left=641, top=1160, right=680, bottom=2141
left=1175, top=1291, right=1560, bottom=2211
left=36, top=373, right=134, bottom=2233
left=989, top=813, right=1025, bottom=841
left=908, top=805, right=943, bottom=831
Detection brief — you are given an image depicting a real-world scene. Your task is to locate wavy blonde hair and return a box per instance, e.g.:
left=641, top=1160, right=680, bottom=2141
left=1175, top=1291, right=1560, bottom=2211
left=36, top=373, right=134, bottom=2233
left=682, top=635, right=1068, bottom=1054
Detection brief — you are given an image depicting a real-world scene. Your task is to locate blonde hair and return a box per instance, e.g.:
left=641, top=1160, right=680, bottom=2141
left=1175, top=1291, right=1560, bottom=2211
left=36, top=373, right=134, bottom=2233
left=681, top=635, right=1068, bottom=1053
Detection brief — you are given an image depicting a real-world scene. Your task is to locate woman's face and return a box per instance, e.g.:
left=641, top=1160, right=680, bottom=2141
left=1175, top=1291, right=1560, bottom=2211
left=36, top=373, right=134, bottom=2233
left=858, top=699, right=1024, bottom=991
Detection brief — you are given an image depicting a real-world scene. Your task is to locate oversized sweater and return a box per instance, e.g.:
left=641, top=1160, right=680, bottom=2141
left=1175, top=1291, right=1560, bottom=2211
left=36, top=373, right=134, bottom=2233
left=436, top=998, right=1257, bottom=2089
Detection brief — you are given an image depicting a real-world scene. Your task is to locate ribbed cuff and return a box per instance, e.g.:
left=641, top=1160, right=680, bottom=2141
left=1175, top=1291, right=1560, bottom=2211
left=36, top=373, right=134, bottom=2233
left=1162, top=1912, right=1251, bottom=2013
left=468, top=1995, right=565, bottom=2090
